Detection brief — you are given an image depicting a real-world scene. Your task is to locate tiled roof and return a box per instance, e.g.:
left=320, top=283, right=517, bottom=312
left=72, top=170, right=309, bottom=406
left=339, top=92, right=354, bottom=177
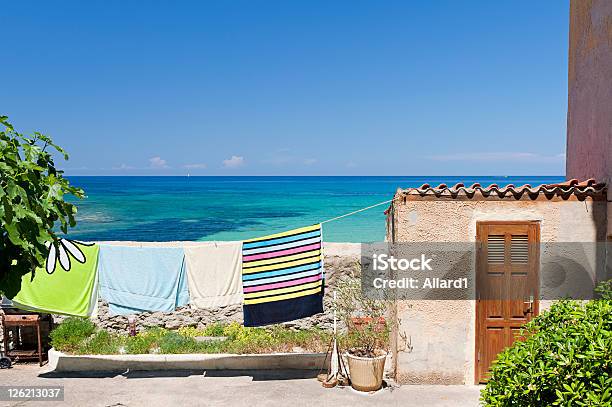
left=397, top=179, right=607, bottom=201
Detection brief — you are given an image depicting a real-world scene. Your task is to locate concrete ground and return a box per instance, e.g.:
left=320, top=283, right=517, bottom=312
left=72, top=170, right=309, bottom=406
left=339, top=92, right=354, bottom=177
left=2, top=364, right=482, bottom=407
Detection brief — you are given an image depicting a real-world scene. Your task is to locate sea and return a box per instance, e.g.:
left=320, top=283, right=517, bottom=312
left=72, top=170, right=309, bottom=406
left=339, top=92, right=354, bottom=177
left=64, top=176, right=563, bottom=243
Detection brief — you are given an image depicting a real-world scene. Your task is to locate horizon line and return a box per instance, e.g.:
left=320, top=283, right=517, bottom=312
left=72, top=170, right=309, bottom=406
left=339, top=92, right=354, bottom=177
left=64, top=174, right=565, bottom=177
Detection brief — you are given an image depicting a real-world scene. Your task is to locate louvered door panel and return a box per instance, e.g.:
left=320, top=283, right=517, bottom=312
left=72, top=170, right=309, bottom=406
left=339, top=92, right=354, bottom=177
left=476, top=222, right=539, bottom=384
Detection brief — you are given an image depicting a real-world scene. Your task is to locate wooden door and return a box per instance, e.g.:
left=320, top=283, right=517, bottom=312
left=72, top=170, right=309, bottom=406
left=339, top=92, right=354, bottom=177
left=475, top=221, right=540, bottom=383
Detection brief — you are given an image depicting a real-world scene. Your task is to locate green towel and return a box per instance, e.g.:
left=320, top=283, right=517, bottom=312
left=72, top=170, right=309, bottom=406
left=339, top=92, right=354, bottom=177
left=11, top=242, right=100, bottom=317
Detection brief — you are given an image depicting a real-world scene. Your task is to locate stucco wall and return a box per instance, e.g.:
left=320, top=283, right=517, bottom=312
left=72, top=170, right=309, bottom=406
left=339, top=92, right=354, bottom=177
left=387, top=196, right=607, bottom=384
left=566, top=0, right=612, bottom=240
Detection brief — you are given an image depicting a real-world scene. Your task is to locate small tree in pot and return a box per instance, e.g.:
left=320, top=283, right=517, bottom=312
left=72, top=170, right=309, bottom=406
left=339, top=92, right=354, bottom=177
left=336, top=272, right=391, bottom=392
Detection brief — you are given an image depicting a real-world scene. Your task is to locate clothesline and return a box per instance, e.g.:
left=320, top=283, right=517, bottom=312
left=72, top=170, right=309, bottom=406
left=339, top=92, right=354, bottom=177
left=15, top=204, right=400, bottom=325
left=14, top=224, right=326, bottom=326
left=320, top=197, right=396, bottom=224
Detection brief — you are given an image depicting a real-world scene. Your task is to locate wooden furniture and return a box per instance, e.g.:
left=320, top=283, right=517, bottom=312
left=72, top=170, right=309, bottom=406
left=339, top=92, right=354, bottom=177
left=1, top=314, right=45, bottom=366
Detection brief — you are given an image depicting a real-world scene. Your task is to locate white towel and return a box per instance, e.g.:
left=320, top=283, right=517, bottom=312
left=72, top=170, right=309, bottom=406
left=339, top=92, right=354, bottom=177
left=184, top=242, right=243, bottom=309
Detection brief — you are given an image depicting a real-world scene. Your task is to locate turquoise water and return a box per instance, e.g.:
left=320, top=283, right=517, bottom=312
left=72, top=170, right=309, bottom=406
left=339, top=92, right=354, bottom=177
left=65, top=176, right=563, bottom=243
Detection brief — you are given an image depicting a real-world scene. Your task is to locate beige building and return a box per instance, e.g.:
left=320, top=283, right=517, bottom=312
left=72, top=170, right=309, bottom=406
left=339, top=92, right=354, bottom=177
left=385, top=180, right=607, bottom=384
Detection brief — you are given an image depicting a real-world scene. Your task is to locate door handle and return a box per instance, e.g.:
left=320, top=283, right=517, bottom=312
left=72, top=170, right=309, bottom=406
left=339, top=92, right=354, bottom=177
left=524, top=295, right=534, bottom=315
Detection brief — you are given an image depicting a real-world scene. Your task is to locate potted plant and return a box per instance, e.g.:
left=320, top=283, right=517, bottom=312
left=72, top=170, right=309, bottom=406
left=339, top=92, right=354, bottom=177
left=336, top=275, right=391, bottom=392
left=350, top=316, right=386, bottom=332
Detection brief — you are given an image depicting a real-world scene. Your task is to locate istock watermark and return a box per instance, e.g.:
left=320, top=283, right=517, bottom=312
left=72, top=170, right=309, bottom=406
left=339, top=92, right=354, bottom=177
left=371, top=253, right=467, bottom=289
left=360, top=242, right=610, bottom=301
left=372, top=253, right=433, bottom=271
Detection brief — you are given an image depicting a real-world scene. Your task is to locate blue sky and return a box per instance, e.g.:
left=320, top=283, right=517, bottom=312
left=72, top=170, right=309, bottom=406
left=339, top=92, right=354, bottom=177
left=3, top=0, right=569, bottom=176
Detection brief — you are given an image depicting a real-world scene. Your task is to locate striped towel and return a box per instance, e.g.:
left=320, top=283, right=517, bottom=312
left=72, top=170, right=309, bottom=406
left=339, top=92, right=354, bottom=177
left=242, top=224, right=324, bottom=327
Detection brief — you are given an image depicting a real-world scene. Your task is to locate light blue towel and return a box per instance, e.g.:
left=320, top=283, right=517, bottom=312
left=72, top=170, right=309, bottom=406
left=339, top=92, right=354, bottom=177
left=98, top=245, right=189, bottom=315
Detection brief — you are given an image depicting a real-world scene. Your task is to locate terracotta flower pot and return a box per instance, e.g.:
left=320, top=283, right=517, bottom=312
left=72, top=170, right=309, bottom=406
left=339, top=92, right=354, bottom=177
left=345, top=351, right=387, bottom=392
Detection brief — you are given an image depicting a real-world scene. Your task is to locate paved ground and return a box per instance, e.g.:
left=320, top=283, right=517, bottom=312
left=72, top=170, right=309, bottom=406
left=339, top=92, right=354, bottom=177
left=1, top=364, right=482, bottom=407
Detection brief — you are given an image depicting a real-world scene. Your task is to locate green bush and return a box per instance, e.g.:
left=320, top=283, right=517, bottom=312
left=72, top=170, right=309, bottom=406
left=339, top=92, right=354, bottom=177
left=481, top=288, right=612, bottom=406
left=159, top=331, right=200, bottom=354
left=176, top=326, right=204, bottom=338
left=202, top=322, right=225, bottom=337
left=49, top=320, right=331, bottom=355
left=268, top=325, right=331, bottom=352
left=223, top=323, right=275, bottom=353
left=78, top=330, right=123, bottom=355
left=125, top=327, right=168, bottom=354
left=50, top=317, right=95, bottom=352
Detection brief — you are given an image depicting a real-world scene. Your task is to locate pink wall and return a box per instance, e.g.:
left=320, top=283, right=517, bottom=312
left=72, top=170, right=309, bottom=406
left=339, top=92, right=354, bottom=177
left=566, top=0, right=612, bottom=240
left=566, top=0, right=612, bottom=185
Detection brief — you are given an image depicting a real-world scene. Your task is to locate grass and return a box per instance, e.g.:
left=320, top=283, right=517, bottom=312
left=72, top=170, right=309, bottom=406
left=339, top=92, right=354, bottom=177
left=49, top=317, right=96, bottom=353
left=51, top=318, right=334, bottom=355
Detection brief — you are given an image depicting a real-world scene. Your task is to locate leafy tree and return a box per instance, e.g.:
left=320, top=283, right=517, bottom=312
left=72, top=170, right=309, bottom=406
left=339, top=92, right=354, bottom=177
left=0, top=116, right=84, bottom=297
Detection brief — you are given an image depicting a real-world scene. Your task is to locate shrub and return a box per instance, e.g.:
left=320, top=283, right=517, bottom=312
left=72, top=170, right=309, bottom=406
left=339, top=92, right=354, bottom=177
left=268, top=325, right=331, bottom=352
left=125, top=327, right=168, bottom=354
left=78, top=330, right=123, bottom=355
left=481, top=286, right=612, bottom=406
left=202, top=322, right=225, bottom=337
left=177, top=323, right=227, bottom=338
left=221, top=321, right=250, bottom=340
left=50, top=321, right=331, bottom=355
left=596, top=280, right=612, bottom=300
left=219, top=322, right=273, bottom=353
left=159, top=331, right=200, bottom=354
left=176, top=326, right=204, bottom=338
left=50, top=317, right=95, bottom=352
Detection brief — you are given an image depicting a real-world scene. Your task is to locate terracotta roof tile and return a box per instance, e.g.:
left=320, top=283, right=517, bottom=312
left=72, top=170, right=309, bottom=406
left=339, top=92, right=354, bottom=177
left=398, top=178, right=606, bottom=201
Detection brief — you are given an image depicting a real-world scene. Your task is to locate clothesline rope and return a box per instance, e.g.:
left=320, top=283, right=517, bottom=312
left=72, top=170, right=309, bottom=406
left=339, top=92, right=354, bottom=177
left=320, top=197, right=396, bottom=224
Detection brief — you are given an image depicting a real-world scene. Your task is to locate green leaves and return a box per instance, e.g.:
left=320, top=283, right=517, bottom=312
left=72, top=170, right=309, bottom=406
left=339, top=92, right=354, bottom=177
left=0, top=116, right=84, bottom=297
left=481, top=285, right=612, bottom=406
